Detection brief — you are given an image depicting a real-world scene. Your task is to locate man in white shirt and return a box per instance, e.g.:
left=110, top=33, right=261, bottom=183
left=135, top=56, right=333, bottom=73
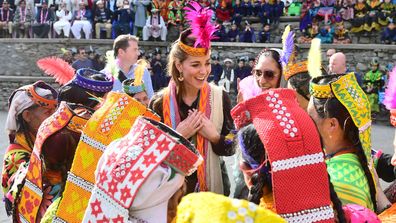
left=102, top=34, right=154, bottom=98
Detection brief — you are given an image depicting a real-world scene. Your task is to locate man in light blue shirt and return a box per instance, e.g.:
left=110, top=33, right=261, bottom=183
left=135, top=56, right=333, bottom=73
left=103, top=34, right=154, bottom=98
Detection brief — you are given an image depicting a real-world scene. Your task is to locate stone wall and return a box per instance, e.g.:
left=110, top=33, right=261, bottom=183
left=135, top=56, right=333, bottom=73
left=0, top=39, right=395, bottom=110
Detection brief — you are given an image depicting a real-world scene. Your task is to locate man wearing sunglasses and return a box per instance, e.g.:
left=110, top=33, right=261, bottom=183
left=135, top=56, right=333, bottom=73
left=72, top=47, right=95, bottom=70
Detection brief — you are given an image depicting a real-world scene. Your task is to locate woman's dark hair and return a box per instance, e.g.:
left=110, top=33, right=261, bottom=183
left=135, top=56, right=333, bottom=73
left=58, top=73, right=108, bottom=109
left=240, top=124, right=347, bottom=222
left=239, top=124, right=270, bottom=204
left=288, top=72, right=311, bottom=100
left=329, top=177, right=346, bottom=223
left=312, top=76, right=377, bottom=213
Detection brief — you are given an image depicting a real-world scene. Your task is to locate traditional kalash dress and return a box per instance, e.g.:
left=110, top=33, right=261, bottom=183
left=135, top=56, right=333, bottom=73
left=53, top=94, right=159, bottom=222
left=83, top=117, right=203, bottom=222
left=7, top=69, right=113, bottom=223
left=379, top=1, right=395, bottom=26
left=176, top=192, right=285, bottom=222
left=310, top=72, right=376, bottom=211
left=351, top=1, right=369, bottom=33
left=231, top=88, right=336, bottom=222
left=232, top=88, right=380, bottom=222
left=149, top=2, right=235, bottom=195
left=2, top=81, right=58, bottom=209
left=379, top=67, right=396, bottom=222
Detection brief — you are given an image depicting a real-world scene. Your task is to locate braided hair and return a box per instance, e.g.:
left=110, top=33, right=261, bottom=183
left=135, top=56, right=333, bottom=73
left=239, top=124, right=348, bottom=222
left=238, top=124, right=271, bottom=205
left=312, top=76, right=377, bottom=213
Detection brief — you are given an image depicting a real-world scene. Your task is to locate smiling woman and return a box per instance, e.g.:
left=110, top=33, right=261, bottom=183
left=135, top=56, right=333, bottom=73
left=149, top=2, right=235, bottom=195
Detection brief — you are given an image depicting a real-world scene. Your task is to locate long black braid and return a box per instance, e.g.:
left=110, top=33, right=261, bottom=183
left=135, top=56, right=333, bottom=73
left=313, top=76, right=377, bottom=213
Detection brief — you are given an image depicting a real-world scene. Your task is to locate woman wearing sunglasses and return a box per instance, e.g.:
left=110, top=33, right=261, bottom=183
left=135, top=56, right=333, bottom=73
left=149, top=2, right=235, bottom=195
left=238, top=49, right=285, bottom=102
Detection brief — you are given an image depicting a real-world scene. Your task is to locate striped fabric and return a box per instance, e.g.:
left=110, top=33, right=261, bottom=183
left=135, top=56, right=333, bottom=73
left=326, top=153, right=374, bottom=210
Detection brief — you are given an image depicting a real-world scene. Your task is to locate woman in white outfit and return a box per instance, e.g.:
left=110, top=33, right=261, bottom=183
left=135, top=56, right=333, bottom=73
left=54, top=2, right=72, bottom=37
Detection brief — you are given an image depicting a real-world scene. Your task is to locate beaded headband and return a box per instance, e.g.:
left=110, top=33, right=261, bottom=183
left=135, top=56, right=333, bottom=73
left=122, top=78, right=146, bottom=96
left=178, top=2, right=217, bottom=57
left=9, top=81, right=58, bottom=110
left=284, top=61, right=308, bottom=81
left=178, top=40, right=209, bottom=57
left=72, top=68, right=114, bottom=93
left=310, top=72, right=372, bottom=164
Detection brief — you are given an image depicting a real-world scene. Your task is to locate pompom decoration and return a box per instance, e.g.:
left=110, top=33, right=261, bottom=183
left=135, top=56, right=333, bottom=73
left=280, top=25, right=295, bottom=68
left=238, top=75, right=262, bottom=101
left=384, top=67, right=396, bottom=110
left=308, top=38, right=322, bottom=78
left=184, top=1, right=217, bottom=49
left=37, top=57, right=75, bottom=85
left=134, top=64, right=145, bottom=86
left=105, top=50, right=119, bottom=78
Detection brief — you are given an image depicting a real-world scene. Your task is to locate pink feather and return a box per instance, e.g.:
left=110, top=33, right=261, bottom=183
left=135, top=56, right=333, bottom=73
left=37, top=57, right=75, bottom=85
left=239, top=75, right=262, bottom=101
left=184, top=2, right=217, bottom=49
left=384, top=67, right=396, bottom=110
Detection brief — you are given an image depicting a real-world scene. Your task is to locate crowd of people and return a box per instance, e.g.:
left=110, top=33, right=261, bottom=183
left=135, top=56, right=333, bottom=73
left=298, top=0, right=396, bottom=44
left=0, top=0, right=395, bottom=43
left=2, top=1, right=396, bottom=223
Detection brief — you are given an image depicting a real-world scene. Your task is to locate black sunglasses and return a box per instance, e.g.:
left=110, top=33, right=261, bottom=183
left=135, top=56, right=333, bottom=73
left=254, top=70, right=277, bottom=81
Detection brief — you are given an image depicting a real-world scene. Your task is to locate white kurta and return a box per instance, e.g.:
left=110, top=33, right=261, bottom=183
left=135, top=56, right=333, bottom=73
left=54, top=9, right=72, bottom=36
left=142, top=15, right=167, bottom=41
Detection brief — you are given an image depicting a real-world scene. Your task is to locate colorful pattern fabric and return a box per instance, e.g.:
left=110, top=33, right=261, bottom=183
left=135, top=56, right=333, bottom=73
left=231, top=89, right=335, bottom=223
left=162, top=81, right=225, bottom=193
left=176, top=192, right=286, bottom=223
left=163, top=81, right=210, bottom=192
left=54, top=92, right=160, bottom=223
left=311, top=73, right=373, bottom=165
left=15, top=102, right=76, bottom=223
left=378, top=203, right=396, bottom=223
left=326, top=153, right=374, bottom=210
left=284, top=61, right=308, bottom=81
left=331, top=73, right=372, bottom=166
left=83, top=117, right=202, bottom=222
left=1, top=133, right=32, bottom=194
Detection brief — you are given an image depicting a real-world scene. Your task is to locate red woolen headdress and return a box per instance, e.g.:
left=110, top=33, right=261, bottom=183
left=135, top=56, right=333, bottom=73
left=231, top=89, right=335, bottom=222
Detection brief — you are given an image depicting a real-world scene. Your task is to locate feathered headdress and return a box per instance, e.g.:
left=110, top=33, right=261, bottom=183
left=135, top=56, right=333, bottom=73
left=179, top=2, right=217, bottom=56
left=308, top=38, right=322, bottom=78
left=280, top=25, right=295, bottom=68
left=134, top=60, right=146, bottom=86
left=105, top=50, right=119, bottom=78
left=36, top=57, right=75, bottom=85
left=122, top=59, right=148, bottom=96
left=384, top=67, right=396, bottom=110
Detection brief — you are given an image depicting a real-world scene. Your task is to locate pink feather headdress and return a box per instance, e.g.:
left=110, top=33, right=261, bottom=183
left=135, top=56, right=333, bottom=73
left=179, top=2, right=217, bottom=56
left=384, top=67, right=396, bottom=110
left=37, top=57, right=75, bottom=85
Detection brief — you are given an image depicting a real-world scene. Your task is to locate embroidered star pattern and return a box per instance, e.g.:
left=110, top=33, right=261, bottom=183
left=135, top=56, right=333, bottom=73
left=90, top=199, right=103, bottom=218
